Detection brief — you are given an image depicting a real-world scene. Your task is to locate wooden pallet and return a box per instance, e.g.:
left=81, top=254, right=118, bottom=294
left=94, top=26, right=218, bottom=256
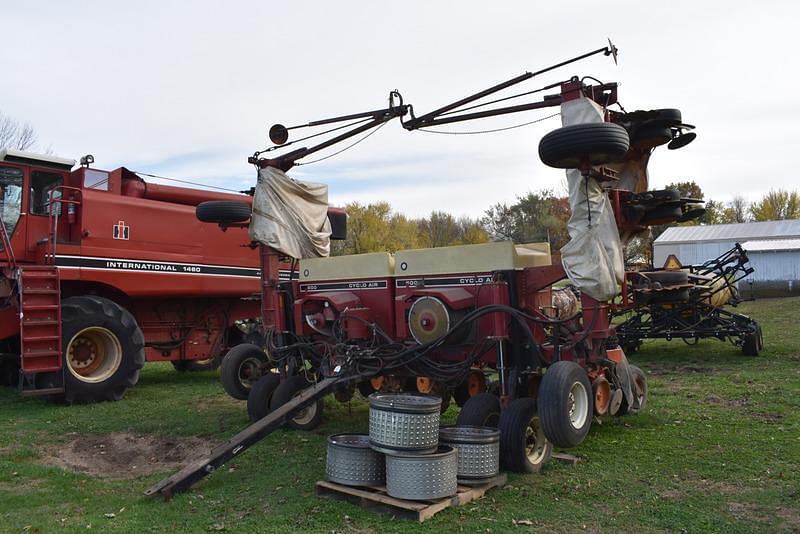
left=315, top=473, right=507, bottom=522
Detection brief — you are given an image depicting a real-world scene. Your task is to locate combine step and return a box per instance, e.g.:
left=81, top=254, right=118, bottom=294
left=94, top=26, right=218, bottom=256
left=19, top=266, right=63, bottom=376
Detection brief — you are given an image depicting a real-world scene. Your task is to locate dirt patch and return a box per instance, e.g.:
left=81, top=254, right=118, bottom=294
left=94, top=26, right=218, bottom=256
left=727, top=502, right=800, bottom=529
left=704, top=394, right=750, bottom=408
left=41, top=432, right=215, bottom=479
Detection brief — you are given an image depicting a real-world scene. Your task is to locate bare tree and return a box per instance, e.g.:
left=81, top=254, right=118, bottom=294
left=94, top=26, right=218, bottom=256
left=728, top=196, right=750, bottom=223
left=0, top=111, right=37, bottom=150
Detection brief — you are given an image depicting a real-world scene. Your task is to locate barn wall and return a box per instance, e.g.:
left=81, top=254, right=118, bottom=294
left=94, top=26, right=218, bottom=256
left=738, top=250, right=800, bottom=298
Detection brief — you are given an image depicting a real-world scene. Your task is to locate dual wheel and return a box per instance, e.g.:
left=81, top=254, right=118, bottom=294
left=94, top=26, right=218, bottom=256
left=246, top=374, right=324, bottom=430
left=454, top=360, right=648, bottom=473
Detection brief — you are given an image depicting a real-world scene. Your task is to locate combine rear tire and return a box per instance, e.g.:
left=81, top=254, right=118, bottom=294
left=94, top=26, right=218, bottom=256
left=172, top=356, right=222, bottom=372
left=61, top=296, right=144, bottom=403
left=498, top=398, right=552, bottom=473
left=538, top=361, right=593, bottom=448
left=270, top=375, right=324, bottom=431
left=619, top=365, right=648, bottom=415
left=196, top=201, right=251, bottom=224
left=246, top=373, right=281, bottom=422
left=456, top=392, right=501, bottom=428
left=538, top=123, right=630, bottom=169
left=220, top=343, right=268, bottom=400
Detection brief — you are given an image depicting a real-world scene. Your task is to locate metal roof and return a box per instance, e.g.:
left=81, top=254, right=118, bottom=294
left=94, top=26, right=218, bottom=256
left=654, top=219, right=800, bottom=244
left=741, top=239, right=800, bottom=252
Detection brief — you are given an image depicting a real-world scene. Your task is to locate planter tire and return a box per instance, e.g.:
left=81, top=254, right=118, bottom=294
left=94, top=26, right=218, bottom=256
left=196, top=201, right=251, bottom=224
left=246, top=373, right=281, bottom=422
left=456, top=392, right=501, bottom=428
left=538, top=360, right=594, bottom=448
left=220, top=343, right=268, bottom=400
left=498, top=397, right=553, bottom=473
left=270, top=375, right=324, bottom=431
left=538, top=123, right=630, bottom=169
left=61, top=296, right=145, bottom=403
left=619, top=365, right=648, bottom=415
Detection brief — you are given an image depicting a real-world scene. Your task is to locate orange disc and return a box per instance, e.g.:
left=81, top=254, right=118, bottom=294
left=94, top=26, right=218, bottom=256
left=416, top=376, right=434, bottom=394
left=593, top=376, right=611, bottom=415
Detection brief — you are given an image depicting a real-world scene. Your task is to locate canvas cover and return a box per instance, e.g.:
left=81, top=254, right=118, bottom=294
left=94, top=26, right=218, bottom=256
left=559, top=97, right=625, bottom=301
left=249, top=166, right=332, bottom=259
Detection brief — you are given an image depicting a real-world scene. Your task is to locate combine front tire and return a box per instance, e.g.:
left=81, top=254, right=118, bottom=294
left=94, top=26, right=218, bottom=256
left=538, top=361, right=594, bottom=448
left=172, top=356, right=222, bottom=372
left=270, top=375, right=324, bottom=431
left=498, top=398, right=552, bottom=473
left=219, top=343, right=268, bottom=400
left=61, top=296, right=144, bottom=403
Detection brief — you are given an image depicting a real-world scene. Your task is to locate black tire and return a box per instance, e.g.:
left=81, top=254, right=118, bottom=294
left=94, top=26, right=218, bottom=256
left=246, top=373, right=281, bottom=422
left=537, top=361, right=594, bottom=448
left=499, top=397, right=553, bottom=473
left=0, top=357, right=19, bottom=387
left=453, top=370, right=487, bottom=407
left=219, top=343, right=268, bottom=400
left=619, top=365, right=648, bottom=415
left=538, top=123, right=630, bottom=169
left=196, top=201, right=251, bottom=224
left=640, top=205, right=683, bottom=225
left=357, top=380, right=376, bottom=398
left=742, top=324, right=763, bottom=356
left=631, top=124, right=672, bottom=150
left=270, top=375, right=324, bottom=431
left=171, top=355, right=222, bottom=372
left=327, top=208, right=347, bottom=240
left=456, top=392, right=501, bottom=428
left=61, top=296, right=145, bottom=403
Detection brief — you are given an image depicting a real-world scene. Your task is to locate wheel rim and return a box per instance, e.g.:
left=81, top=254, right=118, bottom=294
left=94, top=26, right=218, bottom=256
left=66, top=327, right=122, bottom=383
left=467, top=371, right=485, bottom=397
left=525, top=415, right=549, bottom=465
left=238, top=357, right=263, bottom=389
left=567, top=381, right=589, bottom=429
left=593, top=377, right=611, bottom=415
left=292, top=393, right=317, bottom=426
left=416, top=376, right=434, bottom=394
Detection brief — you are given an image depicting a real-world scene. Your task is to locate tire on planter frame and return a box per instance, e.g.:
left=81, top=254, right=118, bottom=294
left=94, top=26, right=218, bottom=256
left=498, top=397, right=553, bottom=473
left=538, top=123, right=630, bottom=169
left=269, top=375, right=324, bottom=431
left=537, top=360, right=594, bottom=448
left=456, top=392, right=501, bottom=428
left=220, top=343, right=268, bottom=400
left=742, top=324, right=763, bottom=356
left=61, top=296, right=145, bottom=403
left=196, top=201, right=251, bottom=224
left=247, top=373, right=281, bottom=422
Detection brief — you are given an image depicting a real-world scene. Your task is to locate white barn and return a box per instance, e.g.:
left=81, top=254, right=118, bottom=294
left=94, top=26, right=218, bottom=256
left=653, top=219, right=800, bottom=298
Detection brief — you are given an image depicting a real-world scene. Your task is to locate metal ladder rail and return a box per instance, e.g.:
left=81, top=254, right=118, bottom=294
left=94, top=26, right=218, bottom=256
left=145, top=374, right=356, bottom=500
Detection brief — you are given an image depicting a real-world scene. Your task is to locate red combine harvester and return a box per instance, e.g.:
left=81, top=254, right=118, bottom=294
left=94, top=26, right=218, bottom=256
left=147, top=43, right=715, bottom=499
left=0, top=153, right=276, bottom=402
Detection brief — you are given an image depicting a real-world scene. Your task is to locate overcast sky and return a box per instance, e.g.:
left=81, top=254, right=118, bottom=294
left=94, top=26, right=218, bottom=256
left=2, top=1, right=798, bottom=218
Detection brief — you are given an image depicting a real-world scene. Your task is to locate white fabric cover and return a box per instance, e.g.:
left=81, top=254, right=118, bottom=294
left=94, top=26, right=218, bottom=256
left=559, top=98, right=625, bottom=301
left=249, top=166, right=332, bottom=259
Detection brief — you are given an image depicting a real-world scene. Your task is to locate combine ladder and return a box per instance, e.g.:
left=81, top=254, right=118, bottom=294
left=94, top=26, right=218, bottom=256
left=146, top=374, right=358, bottom=500
left=19, top=266, right=64, bottom=395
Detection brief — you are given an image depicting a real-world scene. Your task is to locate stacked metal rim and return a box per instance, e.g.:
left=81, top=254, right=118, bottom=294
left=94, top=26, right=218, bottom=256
left=368, top=393, right=441, bottom=454
left=439, top=426, right=500, bottom=483
left=385, top=446, right=458, bottom=500
left=326, top=434, right=385, bottom=487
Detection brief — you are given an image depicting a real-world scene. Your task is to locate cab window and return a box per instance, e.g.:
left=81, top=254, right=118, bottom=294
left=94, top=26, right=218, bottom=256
left=0, top=165, right=24, bottom=239
left=29, top=170, right=63, bottom=216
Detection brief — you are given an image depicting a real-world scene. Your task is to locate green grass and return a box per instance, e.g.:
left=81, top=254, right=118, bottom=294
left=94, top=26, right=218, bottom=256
left=1, top=298, right=799, bottom=533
